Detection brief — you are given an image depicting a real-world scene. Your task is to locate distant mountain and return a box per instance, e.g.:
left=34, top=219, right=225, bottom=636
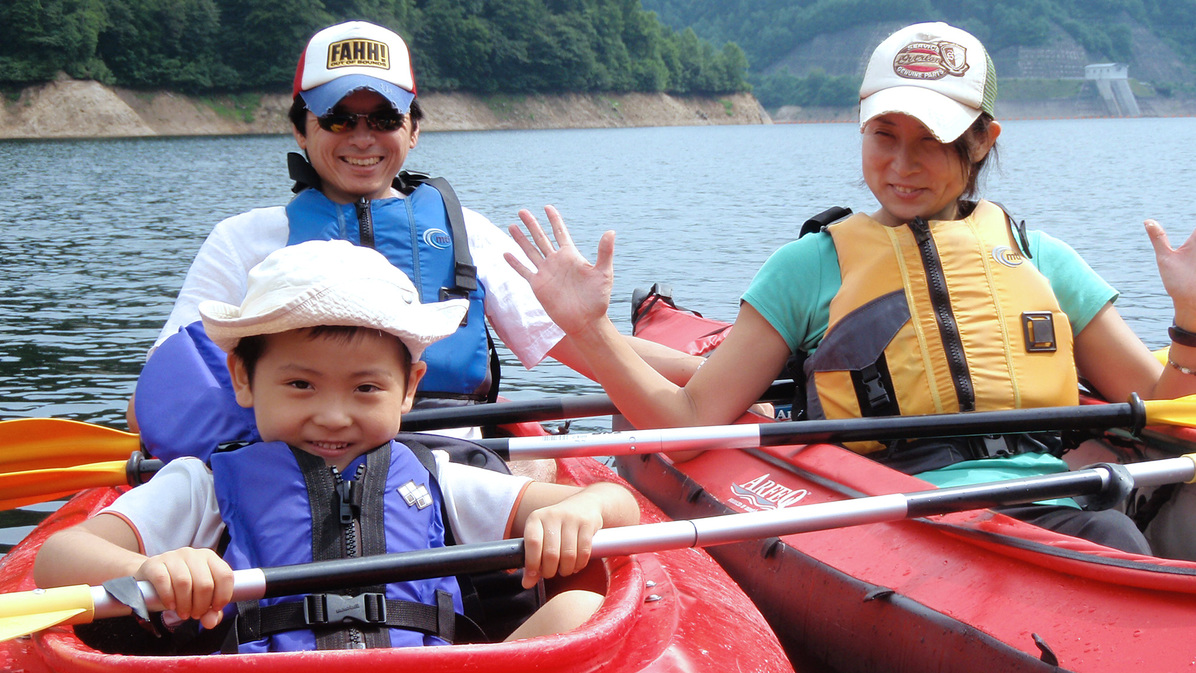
left=640, top=1, right=1196, bottom=107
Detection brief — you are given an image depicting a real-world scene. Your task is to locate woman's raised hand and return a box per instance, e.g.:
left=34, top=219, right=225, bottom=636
left=1145, top=219, right=1196, bottom=325
left=506, top=206, right=617, bottom=336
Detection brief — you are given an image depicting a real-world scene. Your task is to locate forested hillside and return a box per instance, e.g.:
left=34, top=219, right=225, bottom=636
left=0, top=0, right=749, bottom=96
left=641, top=0, right=1196, bottom=107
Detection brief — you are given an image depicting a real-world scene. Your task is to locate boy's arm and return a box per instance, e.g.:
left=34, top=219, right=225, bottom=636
left=33, top=513, right=234, bottom=629
left=513, top=482, right=640, bottom=589
left=34, top=513, right=148, bottom=587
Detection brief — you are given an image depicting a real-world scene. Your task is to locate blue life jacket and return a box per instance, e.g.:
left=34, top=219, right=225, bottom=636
left=212, top=439, right=464, bottom=652
left=135, top=321, right=260, bottom=462
left=286, top=178, right=491, bottom=401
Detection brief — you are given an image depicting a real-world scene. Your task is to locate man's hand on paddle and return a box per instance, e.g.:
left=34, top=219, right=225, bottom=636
left=507, top=206, right=616, bottom=337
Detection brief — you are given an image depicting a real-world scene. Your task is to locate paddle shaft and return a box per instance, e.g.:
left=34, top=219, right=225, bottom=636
left=70, top=453, right=1195, bottom=626
left=400, top=379, right=796, bottom=432
left=477, top=399, right=1147, bottom=460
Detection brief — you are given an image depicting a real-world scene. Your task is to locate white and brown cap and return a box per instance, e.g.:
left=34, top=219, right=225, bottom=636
left=859, top=22, right=997, bottom=143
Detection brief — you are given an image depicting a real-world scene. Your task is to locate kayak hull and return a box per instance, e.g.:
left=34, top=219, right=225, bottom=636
left=618, top=440, right=1196, bottom=673
left=1, top=456, right=794, bottom=673
left=623, top=282, right=1196, bottom=672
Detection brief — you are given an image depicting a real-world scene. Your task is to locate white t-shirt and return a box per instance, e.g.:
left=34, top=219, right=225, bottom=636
left=153, top=198, right=565, bottom=368
left=103, top=451, right=533, bottom=557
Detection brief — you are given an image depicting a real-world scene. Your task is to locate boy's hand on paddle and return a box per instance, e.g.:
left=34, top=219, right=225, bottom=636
left=135, top=547, right=234, bottom=629
left=519, top=491, right=606, bottom=589
left=506, top=205, right=616, bottom=336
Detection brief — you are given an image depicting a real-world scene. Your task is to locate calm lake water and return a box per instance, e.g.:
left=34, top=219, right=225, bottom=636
left=1, top=117, right=1194, bottom=549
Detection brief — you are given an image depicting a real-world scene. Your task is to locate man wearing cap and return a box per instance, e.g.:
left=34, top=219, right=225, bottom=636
left=131, top=20, right=698, bottom=436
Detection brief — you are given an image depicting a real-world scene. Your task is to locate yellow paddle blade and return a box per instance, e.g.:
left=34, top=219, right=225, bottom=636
left=1155, top=346, right=1170, bottom=365
left=0, top=585, right=95, bottom=642
left=0, top=419, right=138, bottom=472
left=0, top=608, right=90, bottom=642
left=1143, top=395, right=1196, bottom=428
left=0, top=461, right=129, bottom=511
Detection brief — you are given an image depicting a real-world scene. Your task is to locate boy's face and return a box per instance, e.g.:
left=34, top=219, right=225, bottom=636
left=228, top=328, right=424, bottom=471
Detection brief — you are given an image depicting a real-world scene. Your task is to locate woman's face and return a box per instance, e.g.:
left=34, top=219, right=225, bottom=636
left=861, top=113, right=980, bottom=227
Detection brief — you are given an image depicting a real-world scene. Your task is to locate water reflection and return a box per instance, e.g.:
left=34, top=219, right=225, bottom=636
left=1, top=119, right=1193, bottom=431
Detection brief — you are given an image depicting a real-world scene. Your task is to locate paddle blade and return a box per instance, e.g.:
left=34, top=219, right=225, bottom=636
left=1143, top=395, right=1196, bottom=428
left=0, top=419, right=139, bottom=472
left=0, top=461, right=130, bottom=511
left=0, top=584, right=95, bottom=642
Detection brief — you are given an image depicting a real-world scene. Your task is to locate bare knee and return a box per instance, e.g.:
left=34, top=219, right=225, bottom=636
left=503, top=589, right=604, bottom=641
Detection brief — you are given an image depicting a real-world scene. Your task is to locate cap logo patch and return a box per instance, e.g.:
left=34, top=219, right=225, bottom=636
left=893, top=40, right=969, bottom=80
left=327, top=39, right=390, bottom=70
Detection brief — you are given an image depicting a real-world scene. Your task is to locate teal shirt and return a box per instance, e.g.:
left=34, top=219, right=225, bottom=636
left=741, top=222, right=1118, bottom=506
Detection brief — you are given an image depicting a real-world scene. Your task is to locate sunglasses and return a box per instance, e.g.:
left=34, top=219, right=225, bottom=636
left=315, top=109, right=405, bottom=134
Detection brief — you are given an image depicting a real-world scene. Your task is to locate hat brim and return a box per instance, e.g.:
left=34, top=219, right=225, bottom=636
left=200, top=282, right=468, bottom=360
left=859, top=85, right=980, bottom=143
left=300, top=74, right=415, bottom=117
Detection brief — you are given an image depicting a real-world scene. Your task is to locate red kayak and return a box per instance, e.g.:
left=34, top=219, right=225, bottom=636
left=620, top=285, right=1196, bottom=673
left=0, top=450, right=794, bottom=672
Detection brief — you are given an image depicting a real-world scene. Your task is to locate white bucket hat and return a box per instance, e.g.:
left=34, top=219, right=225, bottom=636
left=292, top=21, right=417, bottom=116
left=859, top=22, right=997, bottom=143
left=199, top=240, right=467, bottom=359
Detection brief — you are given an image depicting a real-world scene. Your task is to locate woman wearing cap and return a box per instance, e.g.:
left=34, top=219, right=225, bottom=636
left=131, top=20, right=699, bottom=438
left=506, top=22, right=1196, bottom=554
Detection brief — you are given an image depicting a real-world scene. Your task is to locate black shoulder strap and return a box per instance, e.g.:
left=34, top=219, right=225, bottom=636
left=287, top=152, right=322, bottom=194
left=785, top=206, right=852, bottom=421
left=398, top=432, right=511, bottom=473
left=990, top=200, right=1033, bottom=259
left=397, top=171, right=478, bottom=295
left=799, top=206, right=852, bottom=238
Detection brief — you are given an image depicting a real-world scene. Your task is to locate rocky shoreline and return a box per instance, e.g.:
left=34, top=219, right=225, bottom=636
left=5, top=77, right=1192, bottom=141
left=0, top=77, right=772, bottom=140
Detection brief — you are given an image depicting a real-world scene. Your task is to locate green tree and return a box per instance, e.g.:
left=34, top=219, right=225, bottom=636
left=0, top=0, right=110, bottom=83
left=98, top=0, right=232, bottom=90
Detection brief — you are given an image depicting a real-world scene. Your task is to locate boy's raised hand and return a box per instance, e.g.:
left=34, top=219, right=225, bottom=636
left=135, top=547, right=235, bottom=629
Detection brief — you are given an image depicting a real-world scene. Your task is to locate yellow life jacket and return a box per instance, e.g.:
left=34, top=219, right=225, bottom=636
left=805, top=200, right=1079, bottom=454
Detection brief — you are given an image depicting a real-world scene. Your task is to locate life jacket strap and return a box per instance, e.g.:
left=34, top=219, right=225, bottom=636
left=228, top=590, right=474, bottom=649
left=870, top=432, right=1066, bottom=475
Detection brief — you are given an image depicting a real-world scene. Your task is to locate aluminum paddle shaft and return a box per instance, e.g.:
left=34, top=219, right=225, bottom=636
left=480, top=398, right=1149, bottom=460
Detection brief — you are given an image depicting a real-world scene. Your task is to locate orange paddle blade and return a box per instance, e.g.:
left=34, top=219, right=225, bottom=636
left=0, top=460, right=130, bottom=510
left=0, top=419, right=138, bottom=472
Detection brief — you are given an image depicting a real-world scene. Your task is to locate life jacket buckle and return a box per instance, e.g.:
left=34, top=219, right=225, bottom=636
left=977, top=435, right=1013, bottom=458
left=1021, top=312, right=1057, bottom=352
left=303, top=593, right=387, bottom=626
left=859, top=364, right=891, bottom=409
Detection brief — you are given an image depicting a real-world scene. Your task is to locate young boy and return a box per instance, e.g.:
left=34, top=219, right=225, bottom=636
left=33, top=240, right=640, bottom=652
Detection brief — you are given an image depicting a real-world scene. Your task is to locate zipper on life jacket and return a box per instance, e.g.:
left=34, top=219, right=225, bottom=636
left=404, top=197, right=423, bottom=297
left=332, top=463, right=368, bottom=649
left=909, top=217, right=975, bottom=411
left=356, top=198, right=375, bottom=249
